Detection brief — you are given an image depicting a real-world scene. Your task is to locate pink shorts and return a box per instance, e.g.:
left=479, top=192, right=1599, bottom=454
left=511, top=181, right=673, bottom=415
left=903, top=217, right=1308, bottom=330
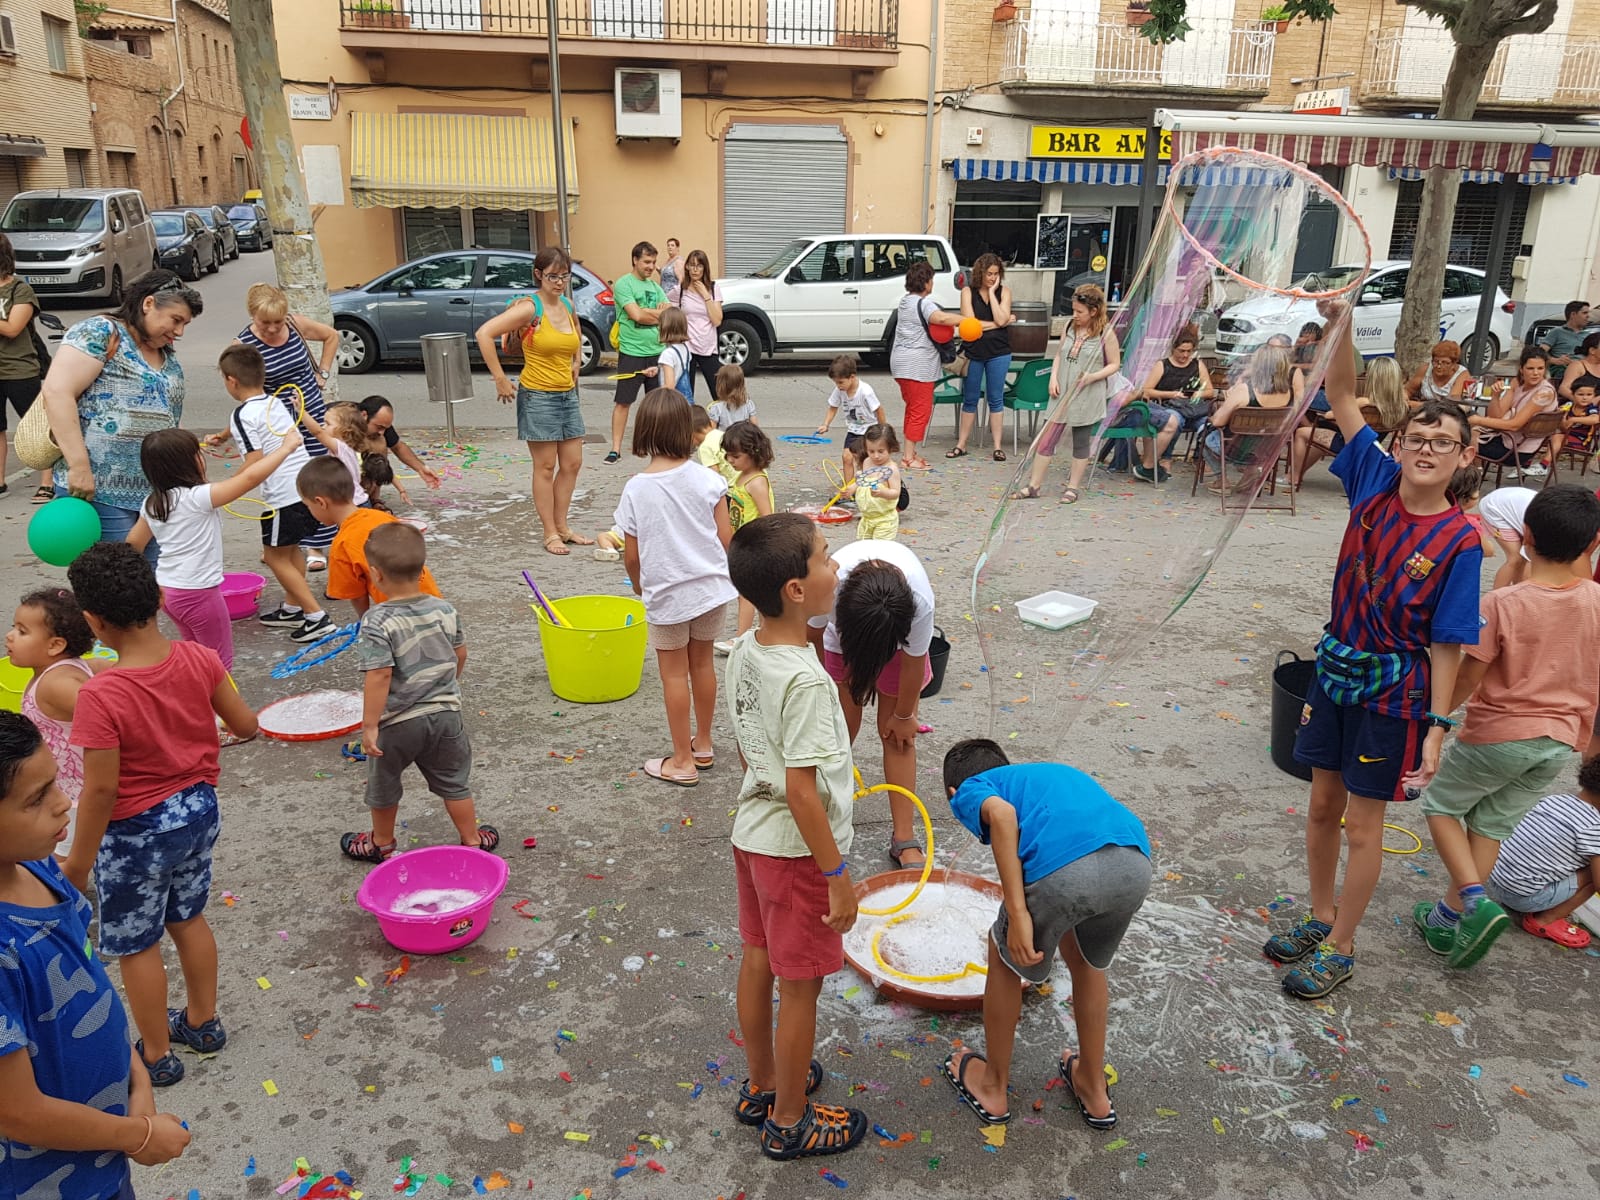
left=734, top=847, right=842, bottom=979
left=649, top=602, right=729, bottom=652
left=822, top=648, right=932, bottom=697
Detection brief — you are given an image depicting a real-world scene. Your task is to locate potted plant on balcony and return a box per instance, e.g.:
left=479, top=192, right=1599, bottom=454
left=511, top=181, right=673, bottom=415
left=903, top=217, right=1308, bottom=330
left=1261, top=4, right=1292, bottom=33
left=349, top=0, right=410, bottom=30
left=1126, top=1, right=1153, bottom=27
left=993, top=0, right=1019, bottom=20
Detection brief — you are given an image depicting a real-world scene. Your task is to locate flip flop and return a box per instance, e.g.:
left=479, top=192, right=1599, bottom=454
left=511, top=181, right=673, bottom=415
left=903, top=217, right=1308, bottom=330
left=543, top=535, right=571, bottom=556
left=560, top=530, right=596, bottom=546
left=942, top=1051, right=1010, bottom=1125
left=643, top=757, right=699, bottom=787
left=1060, top=1053, right=1117, bottom=1130
left=1520, top=912, right=1592, bottom=948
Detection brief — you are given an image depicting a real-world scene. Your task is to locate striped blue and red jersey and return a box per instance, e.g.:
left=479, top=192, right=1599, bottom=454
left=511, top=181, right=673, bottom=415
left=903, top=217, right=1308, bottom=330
left=1327, top=426, right=1482, bottom=719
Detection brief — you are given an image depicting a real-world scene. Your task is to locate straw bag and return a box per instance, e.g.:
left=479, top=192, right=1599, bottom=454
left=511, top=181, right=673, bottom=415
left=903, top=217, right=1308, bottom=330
left=15, top=322, right=120, bottom=470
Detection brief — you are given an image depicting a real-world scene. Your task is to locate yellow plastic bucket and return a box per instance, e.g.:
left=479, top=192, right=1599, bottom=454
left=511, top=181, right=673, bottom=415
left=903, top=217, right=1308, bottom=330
left=532, top=595, right=649, bottom=704
left=0, top=657, right=27, bottom=713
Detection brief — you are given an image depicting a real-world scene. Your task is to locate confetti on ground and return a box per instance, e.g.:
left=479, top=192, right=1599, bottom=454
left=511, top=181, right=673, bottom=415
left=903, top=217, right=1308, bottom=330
left=819, top=1169, right=848, bottom=1188
left=564, top=1131, right=591, bottom=1142
left=1212, top=1117, right=1226, bottom=1134
left=1105, top=1137, right=1129, bottom=1152
left=1469, top=1065, right=1482, bottom=1078
left=1332, top=1094, right=1359, bottom=1109
left=980, top=1125, right=1005, bottom=1148
left=1433, top=1011, right=1463, bottom=1027
left=256, top=976, right=271, bottom=989
left=1563, top=1073, right=1589, bottom=1087
left=508, top=1122, right=524, bottom=1134
left=491, top=1057, right=504, bottom=1072
left=262, top=1080, right=278, bottom=1096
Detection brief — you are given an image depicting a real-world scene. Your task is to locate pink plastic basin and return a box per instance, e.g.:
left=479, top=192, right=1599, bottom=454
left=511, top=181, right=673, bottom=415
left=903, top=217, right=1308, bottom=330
left=220, top=572, right=266, bottom=620
left=355, top=846, right=509, bottom=954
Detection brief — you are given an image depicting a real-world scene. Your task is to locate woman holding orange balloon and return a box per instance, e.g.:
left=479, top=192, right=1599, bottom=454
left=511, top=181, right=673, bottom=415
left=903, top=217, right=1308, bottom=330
left=948, top=254, right=1015, bottom=461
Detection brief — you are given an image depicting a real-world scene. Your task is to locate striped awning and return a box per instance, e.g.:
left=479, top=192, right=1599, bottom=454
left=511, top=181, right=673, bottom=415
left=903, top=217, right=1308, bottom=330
left=1386, top=166, right=1578, bottom=186
left=1170, top=130, right=1534, bottom=173
left=950, top=159, right=1278, bottom=188
left=350, top=112, right=579, bottom=212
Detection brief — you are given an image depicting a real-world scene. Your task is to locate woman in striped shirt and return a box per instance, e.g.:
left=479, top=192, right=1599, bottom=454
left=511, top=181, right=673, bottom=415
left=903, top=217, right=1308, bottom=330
left=235, top=283, right=338, bottom=568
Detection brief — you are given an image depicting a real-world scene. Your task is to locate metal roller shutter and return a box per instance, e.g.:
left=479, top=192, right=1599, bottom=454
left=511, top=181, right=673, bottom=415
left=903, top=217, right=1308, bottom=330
left=0, top=159, right=20, bottom=213
left=723, top=124, right=847, bottom=275
left=1389, top=180, right=1529, bottom=293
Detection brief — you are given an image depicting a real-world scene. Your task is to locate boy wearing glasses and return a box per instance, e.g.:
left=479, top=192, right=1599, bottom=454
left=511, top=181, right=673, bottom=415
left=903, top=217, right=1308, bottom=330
left=1263, top=299, right=1483, bottom=999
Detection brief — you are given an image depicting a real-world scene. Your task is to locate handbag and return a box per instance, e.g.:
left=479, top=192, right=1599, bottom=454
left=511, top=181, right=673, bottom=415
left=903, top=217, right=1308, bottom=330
left=916, top=299, right=960, bottom=366
left=949, top=352, right=970, bottom=378
left=14, top=321, right=120, bottom=471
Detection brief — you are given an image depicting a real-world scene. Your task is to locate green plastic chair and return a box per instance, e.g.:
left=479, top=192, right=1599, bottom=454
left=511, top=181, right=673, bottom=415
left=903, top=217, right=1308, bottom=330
left=1003, top=359, right=1054, bottom=455
left=933, top=372, right=965, bottom=438
left=1093, top=400, right=1163, bottom=477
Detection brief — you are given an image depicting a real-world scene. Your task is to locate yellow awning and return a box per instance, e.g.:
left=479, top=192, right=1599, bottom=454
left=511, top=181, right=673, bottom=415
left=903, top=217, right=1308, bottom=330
left=350, top=112, right=579, bottom=213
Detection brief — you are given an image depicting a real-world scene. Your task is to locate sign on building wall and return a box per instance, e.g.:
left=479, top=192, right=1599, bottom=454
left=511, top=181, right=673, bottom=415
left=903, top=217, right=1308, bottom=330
left=1293, top=87, right=1350, bottom=115
left=289, top=95, right=333, bottom=121
left=300, top=146, right=345, bottom=206
left=1029, top=126, right=1172, bottom=160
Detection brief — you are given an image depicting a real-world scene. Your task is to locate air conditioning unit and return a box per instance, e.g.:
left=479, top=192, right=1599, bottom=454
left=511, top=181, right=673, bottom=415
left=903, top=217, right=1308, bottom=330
left=0, top=15, right=17, bottom=55
left=615, top=68, right=682, bottom=141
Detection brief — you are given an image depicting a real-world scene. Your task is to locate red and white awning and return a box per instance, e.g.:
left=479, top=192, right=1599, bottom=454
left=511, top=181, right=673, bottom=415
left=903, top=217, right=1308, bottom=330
left=1168, top=129, right=1536, bottom=174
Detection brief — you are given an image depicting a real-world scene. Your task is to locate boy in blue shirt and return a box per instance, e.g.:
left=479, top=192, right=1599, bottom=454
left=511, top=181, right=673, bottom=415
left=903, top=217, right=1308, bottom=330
left=939, top=739, right=1151, bottom=1131
left=0, top=712, right=190, bottom=1199
left=1265, top=299, right=1482, bottom=999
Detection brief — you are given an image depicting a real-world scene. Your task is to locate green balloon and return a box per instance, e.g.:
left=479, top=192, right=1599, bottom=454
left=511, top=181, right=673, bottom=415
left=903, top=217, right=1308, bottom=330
left=27, top=497, right=103, bottom=567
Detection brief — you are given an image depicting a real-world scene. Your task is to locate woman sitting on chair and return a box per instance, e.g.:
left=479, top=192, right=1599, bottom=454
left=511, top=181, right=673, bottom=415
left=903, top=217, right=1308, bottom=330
left=1472, top=347, right=1559, bottom=477
left=1202, top=342, right=1293, bottom=493
left=1292, top=356, right=1409, bottom=489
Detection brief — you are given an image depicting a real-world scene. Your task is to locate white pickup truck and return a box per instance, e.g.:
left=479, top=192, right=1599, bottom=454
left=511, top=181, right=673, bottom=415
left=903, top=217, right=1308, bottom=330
left=715, top=234, right=965, bottom=371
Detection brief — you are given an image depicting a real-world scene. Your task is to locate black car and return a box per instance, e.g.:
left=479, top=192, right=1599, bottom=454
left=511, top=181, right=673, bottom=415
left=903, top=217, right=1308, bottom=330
left=177, top=205, right=239, bottom=262
left=151, top=209, right=219, bottom=281
left=227, top=203, right=273, bottom=252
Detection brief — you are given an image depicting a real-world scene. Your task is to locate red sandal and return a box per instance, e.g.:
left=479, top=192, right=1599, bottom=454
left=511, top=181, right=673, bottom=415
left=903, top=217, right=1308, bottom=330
left=1520, top=913, right=1592, bottom=948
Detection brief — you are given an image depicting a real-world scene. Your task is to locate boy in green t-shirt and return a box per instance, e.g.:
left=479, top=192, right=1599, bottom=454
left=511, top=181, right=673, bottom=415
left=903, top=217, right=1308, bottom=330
left=608, top=240, right=670, bottom=462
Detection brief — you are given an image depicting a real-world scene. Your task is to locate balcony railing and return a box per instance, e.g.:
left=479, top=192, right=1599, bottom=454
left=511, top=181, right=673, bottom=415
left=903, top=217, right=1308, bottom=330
left=339, top=0, right=898, bottom=49
left=1363, top=26, right=1600, bottom=108
left=1001, top=15, right=1274, bottom=92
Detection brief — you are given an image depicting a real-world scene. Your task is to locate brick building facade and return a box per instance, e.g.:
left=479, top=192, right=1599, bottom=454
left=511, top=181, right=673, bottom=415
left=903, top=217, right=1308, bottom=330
left=0, top=0, right=97, bottom=207
left=84, top=0, right=253, bottom=209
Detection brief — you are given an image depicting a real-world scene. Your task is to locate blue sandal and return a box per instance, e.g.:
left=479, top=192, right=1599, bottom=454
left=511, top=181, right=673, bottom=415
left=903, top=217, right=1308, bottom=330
left=136, top=1041, right=185, bottom=1087
left=169, top=1007, right=227, bottom=1054
left=1263, top=916, right=1332, bottom=964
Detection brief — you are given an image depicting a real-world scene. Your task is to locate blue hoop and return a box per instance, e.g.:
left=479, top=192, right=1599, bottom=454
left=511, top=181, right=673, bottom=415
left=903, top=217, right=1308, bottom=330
left=779, top=434, right=832, bottom=445
left=270, top=622, right=361, bottom=680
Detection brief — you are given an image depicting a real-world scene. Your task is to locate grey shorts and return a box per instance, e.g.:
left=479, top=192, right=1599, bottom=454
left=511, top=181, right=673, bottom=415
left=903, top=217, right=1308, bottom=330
left=364, top=709, right=473, bottom=809
left=992, top=844, right=1151, bottom=981
left=649, top=601, right=729, bottom=652
left=517, top=385, right=585, bottom=443
left=1486, top=871, right=1580, bottom=914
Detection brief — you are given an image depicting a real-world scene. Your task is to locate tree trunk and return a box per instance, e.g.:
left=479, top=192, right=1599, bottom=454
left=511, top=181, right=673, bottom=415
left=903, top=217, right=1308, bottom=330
left=229, top=0, right=340, bottom=401
left=1392, top=35, right=1499, bottom=375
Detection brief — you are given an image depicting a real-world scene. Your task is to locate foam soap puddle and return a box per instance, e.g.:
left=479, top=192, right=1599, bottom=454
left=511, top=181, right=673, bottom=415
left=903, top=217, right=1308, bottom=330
left=258, top=690, right=362, bottom=737
left=389, top=887, right=481, bottom=916
left=843, top=881, right=1000, bottom=1000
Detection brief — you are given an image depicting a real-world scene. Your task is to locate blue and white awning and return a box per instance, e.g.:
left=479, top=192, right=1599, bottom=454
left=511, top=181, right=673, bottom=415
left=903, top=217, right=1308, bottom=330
left=1385, top=166, right=1577, bottom=186
left=951, top=159, right=1291, bottom=188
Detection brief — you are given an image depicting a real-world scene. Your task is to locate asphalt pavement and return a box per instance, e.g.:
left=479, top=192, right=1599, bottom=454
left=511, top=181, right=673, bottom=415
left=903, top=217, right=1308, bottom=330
left=3, top=261, right=1597, bottom=1200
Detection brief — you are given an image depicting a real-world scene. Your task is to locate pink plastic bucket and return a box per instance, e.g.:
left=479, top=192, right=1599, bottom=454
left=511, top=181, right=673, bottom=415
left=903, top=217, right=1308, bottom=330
left=220, top=572, right=266, bottom=620
left=355, top=846, right=509, bottom=954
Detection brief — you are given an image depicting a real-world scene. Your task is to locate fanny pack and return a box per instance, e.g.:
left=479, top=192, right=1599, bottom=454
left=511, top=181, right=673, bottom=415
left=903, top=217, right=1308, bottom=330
left=1314, top=631, right=1412, bottom=707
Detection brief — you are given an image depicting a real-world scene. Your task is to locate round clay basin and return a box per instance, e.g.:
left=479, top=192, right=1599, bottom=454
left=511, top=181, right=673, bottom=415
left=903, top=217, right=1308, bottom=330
left=842, top=868, right=1003, bottom=1013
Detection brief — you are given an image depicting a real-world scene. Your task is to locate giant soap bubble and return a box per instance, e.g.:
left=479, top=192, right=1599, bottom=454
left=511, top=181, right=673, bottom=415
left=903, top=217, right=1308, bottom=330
left=973, top=148, right=1371, bottom=749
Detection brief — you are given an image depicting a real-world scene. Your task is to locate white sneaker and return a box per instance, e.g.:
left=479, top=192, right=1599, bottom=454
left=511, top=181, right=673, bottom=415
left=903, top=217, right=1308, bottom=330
left=714, top=639, right=735, bottom=656
left=1521, top=463, right=1549, bottom=477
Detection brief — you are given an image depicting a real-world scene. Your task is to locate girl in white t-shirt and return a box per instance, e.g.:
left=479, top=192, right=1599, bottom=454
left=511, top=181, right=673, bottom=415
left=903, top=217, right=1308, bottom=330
left=310, top=402, right=374, bottom=507
left=128, top=424, right=303, bottom=670
left=655, top=308, right=695, bottom=401
left=615, top=389, right=738, bottom=787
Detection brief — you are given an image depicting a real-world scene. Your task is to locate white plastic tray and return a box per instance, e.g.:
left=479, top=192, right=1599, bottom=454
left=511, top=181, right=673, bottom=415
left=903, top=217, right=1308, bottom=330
left=1015, top=590, right=1097, bottom=631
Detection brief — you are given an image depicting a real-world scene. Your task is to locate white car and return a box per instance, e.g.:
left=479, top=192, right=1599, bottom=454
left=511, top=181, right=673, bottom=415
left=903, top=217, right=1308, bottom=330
left=1215, top=260, right=1514, bottom=365
left=715, top=234, right=964, bottom=371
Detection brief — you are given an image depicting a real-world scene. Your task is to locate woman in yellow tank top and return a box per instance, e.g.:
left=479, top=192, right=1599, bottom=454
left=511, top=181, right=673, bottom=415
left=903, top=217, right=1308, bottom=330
left=475, top=248, right=593, bottom=555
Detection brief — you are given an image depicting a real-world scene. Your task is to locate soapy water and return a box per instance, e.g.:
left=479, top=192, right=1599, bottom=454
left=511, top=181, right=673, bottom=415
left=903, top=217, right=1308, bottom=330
left=389, top=887, right=482, bottom=917
left=843, top=881, right=1000, bottom=999
left=972, top=148, right=1372, bottom=753
left=257, top=690, right=362, bottom=737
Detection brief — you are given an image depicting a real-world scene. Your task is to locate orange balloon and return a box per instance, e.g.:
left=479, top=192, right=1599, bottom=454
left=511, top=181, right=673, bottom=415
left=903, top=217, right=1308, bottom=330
left=958, top=317, right=983, bottom=343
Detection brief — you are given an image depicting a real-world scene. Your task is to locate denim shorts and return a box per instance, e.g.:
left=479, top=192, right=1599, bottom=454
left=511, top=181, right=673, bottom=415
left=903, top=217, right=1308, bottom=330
left=517, top=385, right=585, bottom=442
left=1486, top=870, right=1579, bottom=914
left=95, top=782, right=220, bottom=957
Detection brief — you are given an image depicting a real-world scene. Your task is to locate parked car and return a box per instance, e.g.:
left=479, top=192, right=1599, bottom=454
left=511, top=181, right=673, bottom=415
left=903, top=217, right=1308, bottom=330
left=177, top=205, right=238, bottom=261
left=715, top=234, right=965, bottom=371
left=1216, top=260, right=1515, bottom=366
left=0, top=187, right=158, bottom=301
left=227, top=203, right=272, bottom=252
left=152, top=209, right=220, bottom=281
left=330, top=250, right=616, bottom=376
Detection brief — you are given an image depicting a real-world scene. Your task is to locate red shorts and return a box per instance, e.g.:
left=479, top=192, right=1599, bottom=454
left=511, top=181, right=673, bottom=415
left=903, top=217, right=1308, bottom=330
left=734, top=847, right=843, bottom=979
left=896, top=378, right=935, bottom=442
left=822, top=648, right=932, bottom=697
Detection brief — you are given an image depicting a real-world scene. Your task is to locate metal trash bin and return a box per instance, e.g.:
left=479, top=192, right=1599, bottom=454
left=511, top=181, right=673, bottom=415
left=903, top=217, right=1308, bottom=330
left=420, top=332, right=473, bottom=441
left=1010, top=301, right=1051, bottom=359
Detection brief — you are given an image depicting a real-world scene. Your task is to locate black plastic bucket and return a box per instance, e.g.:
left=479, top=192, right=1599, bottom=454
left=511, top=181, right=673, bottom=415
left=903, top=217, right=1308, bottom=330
left=1271, top=650, right=1315, bottom=781
left=921, top=627, right=950, bottom=699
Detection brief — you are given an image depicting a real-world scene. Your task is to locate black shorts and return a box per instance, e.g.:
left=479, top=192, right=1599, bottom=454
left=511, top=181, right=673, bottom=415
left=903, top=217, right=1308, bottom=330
left=843, top=431, right=866, bottom=456
left=261, top=500, right=321, bottom=548
left=614, top=353, right=659, bottom=406
left=0, top=376, right=40, bottom=430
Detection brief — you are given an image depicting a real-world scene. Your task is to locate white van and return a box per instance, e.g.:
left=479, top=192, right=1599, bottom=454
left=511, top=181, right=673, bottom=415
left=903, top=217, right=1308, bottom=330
left=0, top=188, right=160, bottom=302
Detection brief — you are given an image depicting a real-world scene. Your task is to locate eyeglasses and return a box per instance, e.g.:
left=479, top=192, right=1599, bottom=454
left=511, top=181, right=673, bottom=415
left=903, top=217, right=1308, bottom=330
left=541, top=273, right=570, bottom=283
left=1397, top=434, right=1466, bottom=454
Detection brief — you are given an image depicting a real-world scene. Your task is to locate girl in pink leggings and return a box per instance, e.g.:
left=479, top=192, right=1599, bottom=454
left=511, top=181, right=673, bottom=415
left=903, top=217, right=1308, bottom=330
left=128, top=426, right=301, bottom=670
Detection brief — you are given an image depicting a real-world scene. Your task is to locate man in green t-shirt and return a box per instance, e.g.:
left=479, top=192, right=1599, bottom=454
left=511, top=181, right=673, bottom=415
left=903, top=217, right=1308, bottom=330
left=608, top=240, right=670, bottom=462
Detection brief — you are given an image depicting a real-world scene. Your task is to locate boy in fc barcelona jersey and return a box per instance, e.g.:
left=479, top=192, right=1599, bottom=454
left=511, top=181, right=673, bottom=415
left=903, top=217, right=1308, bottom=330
left=1263, top=299, right=1482, bottom=1000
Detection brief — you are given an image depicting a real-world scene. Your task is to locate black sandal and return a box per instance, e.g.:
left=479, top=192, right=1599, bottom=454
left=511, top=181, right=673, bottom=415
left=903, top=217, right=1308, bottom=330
left=1060, top=1053, right=1117, bottom=1130
left=945, top=446, right=969, bottom=458
left=758, top=1101, right=868, bottom=1161
left=1010, top=484, right=1041, bottom=500
left=469, top=824, right=500, bottom=853
left=735, top=1058, right=823, bottom=1126
left=888, top=837, right=924, bottom=868
left=603, top=450, right=621, bottom=464
left=943, top=1051, right=1011, bottom=1125
left=340, top=831, right=397, bottom=863
left=993, top=449, right=1007, bottom=462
